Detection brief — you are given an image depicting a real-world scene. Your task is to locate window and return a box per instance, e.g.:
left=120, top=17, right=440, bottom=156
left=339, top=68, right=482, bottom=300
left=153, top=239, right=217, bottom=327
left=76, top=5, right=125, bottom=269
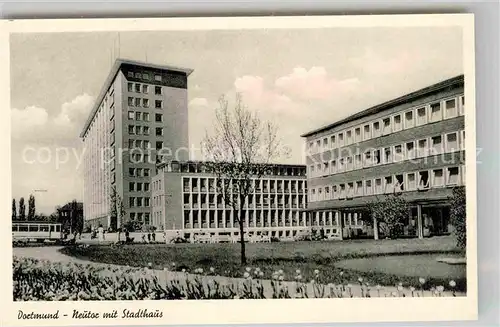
left=365, top=180, right=373, bottom=195
left=135, top=73, right=141, bottom=78
left=418, top=171, right=430, bottom=189
left=129, top=182, right=134, bottom=192
left=461, top=165, right=466, bottom=184
left=346, top=130, right=353, bottom=145
left=129, top=168, right=135, bottom=176
left=309, top=165, right=315, bottom=176
left=330, top=135, right=336, bottom=148
left=461, top=130, right=465, bottom=150
left=417, top=107, right=427, bottom=125
left=338, top=158, right=345, bottom=172
left=135, top=84, right=141, bottom=93
left=128, top=97, right=134, bottom=106
left=323, top=138, right=328, bottom=150
left=447, top=167, right=460, bottom=185
left=432, top=169, right=444, bottom=187
left=446, top=132, right=458, bottom=152
left=395, top=174, right=404, bottom=192
left=143, top=112, right=150, bottom=121
left=143, top=99, right=149, bottom=108
left=154, top=74, right=162, bottom=81
left=354, top=127, right=361, bottom=143
left=374, top=149, right=381, bottom=165
left=127, top=72, right=134, bottom=78
left=404, top=110, right=414, bottom=129
left=155, top=100, right=163, bottom=108
left=143, top=126, right=150, bottom=135
left=137, top=197, right=143, bottom=207
left=347, top=182, right=354, bottom=198
left=134, top=140, right=142, bottom=148
left=354, top=154, right=362, bottom=169
left=135, top=98, right=141, bottom=107
left=431, top=135, right=443, bottom=154
left=156, top=141, right=163, bottom=150
left=144, top=169, right=150, bottom=177
left=128, top=111, right=134, bottom=120
left=142, top=85, right=149, bottom=93
left=128, top=83, right=133, bottom=92
left=363, top=151, right=372, bottom=167
left=417, top=139, right=428, bottom=157
left=155, top=113, right=163, bottom=122
left=332, top=185, right=338, bottom=199
left=145, top=198, right=150, bottom=207
left=459, top=95, right=465, bottom=116
left=144, top=140, right=150, bottom=149
left=346, top=156, right=353, bottom=171
left=430, top=102, right=442, bottom=122
left=323, top=161, right=329, bottom=174
left=384, top=147, right=392, bottom=164
left=128, top=125, right=135, bottom=135
left=384, top=176, right=393, bottom=193
left=135, top=112, right=141, bottom=121
left=156, top=127, right=163, bottom=136
left=338, top=132, right=344, bottom=147
left=135, top=126, right=141, bottom=135
left=393, top=115, right=403, bottom=132
left=136, top=183, right=143, bottom=192
left=330, top=160, right=337, bottom=174
left=406, top=141, right=415, bottom=159
left=394, top=145, right=403, bottom=162
left=373, top=121, right=381, bottom=137
left=316, top=140, right=321, bottom=151
left=339, top=184, right=346, bottom=199
left=143, top=73, right=150, bottom=80
left=363, top=124, right=371, bottom=140
left=129, top=197, right=135, bottom=207
left=382, top=117, right=392, bottom=135
left=445, top=98, right=457, bottom=118
left=406, top=172, right=417, bottom=191
left=374, top=178, right=383, bottom=194
left=355, top=181, right=363, bottom=196
left=155, top=86, right=162, bottom=95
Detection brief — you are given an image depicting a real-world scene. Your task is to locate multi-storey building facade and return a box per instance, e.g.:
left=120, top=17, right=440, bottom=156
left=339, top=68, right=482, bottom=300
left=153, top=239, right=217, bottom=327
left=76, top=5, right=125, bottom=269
left=151, top=161, right=308, bottom=242
left=301, top=75, right=466, bottom=240
left=81, top=59, right=192, bottom=229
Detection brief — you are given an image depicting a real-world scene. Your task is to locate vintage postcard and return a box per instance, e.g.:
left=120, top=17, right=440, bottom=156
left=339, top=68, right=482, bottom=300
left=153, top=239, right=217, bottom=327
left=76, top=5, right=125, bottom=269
left=0, top=14, right=477, bottom=326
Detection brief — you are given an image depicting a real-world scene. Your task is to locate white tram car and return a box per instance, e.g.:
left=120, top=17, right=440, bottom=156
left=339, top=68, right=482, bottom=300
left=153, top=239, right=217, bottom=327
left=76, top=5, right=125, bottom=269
left=12, top=222, right=63, bottom=243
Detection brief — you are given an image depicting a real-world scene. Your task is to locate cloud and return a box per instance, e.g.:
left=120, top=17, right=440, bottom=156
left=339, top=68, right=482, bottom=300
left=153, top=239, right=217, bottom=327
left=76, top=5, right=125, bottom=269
left=189, top=97, right=209, bottom=107
left=349, top=48, right=412, bottom=76
left=275, top=66, right=361, bottom=100
left=11, top=93, right=94, bottom=141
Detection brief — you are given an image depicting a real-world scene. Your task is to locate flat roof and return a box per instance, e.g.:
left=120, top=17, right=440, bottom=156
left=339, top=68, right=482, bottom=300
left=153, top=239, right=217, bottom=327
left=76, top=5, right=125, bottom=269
left=79, top=58, right=194, bottom=138
left=300, top=74, right=464, bottom=138
left=157, top=160, right=306, bottom=169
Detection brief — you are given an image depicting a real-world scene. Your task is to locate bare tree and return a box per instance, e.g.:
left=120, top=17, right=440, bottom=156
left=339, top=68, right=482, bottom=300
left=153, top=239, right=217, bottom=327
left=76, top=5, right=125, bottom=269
left=203, top=93, right=287, bottom=264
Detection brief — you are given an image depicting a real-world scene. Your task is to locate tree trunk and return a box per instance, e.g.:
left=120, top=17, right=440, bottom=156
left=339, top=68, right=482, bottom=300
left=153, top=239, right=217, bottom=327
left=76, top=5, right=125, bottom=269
left=373, top=215, right=379, bottom=240
left=236, top=205, right=246, bottom=265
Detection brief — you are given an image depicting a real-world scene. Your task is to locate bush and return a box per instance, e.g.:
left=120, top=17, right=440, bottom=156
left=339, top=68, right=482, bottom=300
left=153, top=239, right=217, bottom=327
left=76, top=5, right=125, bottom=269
left=369, top=194, right=409, bottom=239
left=450, top=186, right=466, bottom=249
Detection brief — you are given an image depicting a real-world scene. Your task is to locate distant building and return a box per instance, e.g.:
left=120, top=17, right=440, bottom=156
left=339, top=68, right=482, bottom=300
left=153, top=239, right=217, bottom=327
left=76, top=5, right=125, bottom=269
left=151, top=161, right=309, bottom=242
left=58, top=201, right=84, bottom=232
left=80, top=59, right=193, bottom=229
left=301, top=75, right=465, bottom=240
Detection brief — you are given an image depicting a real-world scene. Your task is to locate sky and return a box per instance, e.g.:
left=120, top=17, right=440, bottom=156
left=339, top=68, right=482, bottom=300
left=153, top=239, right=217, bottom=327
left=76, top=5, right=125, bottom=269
left=10, top=27, right=464, bottom=214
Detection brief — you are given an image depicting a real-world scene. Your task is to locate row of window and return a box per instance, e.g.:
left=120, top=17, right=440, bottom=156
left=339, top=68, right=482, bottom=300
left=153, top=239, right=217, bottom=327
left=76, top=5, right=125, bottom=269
left=158, top=162, right=307, bottom=177
left=181, top=210, right=309, bottom=227
left=128, top=125, right=164, bottom=136
left=128, top=111, right=163, bottom=122
left=181, top=177, right=307, bottom=193
left=308, top=95, right=465, bottom=153
left=129, top=212, right=151, bottom=224
left=129, top=168, right=151, bottom=177
left=152, top=179, right=163, bottom=191
left=309, top=165, right=465, bottom=202
left=181, top=193, right=306, bottom=207
left=129, top=182, right=150, bottom=192
left=309, top=130, right=465, bottom=178
left=127, top=97, right=163, bottom=109
left=127, top=139, right=164, bottom=151
left=129, top=196, right=151, bottom=207
left=127, top=82, right=163, bottom=95
left=127, top=71, right=163, bottom=82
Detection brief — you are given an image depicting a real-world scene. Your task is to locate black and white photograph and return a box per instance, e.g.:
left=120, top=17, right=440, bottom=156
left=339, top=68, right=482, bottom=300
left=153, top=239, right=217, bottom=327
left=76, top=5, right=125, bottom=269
left=2, top=14, right=477, bottom=325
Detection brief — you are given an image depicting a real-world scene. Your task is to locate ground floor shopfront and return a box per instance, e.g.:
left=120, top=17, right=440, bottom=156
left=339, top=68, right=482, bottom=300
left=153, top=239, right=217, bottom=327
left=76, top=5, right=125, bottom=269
left=307, top=202, right=453, bottom=240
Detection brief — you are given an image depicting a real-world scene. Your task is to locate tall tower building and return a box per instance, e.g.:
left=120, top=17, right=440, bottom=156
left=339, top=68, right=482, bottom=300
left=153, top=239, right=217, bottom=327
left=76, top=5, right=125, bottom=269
left=80, top=59, right=193, bottom=229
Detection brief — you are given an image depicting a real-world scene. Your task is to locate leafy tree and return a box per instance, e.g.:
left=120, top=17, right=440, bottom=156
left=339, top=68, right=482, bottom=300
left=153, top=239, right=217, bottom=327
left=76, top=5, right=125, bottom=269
left=12, top=199, right=16, bottom=221
left=19, top=197, right=26, bottom=221
left=28, top=194, right=36, bottom=221
left=203, top=93, right=287, bottom=264
left=123, top=219, right=143, bottom=232
left=368, top=193, right=409, bottom=239
left=450, top=186, right=466, bottom=249
left=109, top=186, right=126, bottom=231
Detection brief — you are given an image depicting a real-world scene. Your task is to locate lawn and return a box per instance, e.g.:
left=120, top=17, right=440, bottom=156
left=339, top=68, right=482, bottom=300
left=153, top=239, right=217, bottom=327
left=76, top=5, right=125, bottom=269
left=61, top=235, right=466, bottom=291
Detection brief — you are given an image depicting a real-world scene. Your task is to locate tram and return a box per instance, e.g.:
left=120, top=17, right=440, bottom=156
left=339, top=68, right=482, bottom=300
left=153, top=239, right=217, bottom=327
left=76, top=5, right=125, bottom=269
left=12, top=222, right=63, bottom=243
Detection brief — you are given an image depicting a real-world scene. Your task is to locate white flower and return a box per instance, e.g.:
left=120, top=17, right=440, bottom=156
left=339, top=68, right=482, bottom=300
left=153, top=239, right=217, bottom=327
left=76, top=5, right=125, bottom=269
left=339, top=271, right=344, bottom=276
left=163, top=267, right=168, bottom=271
left=255, top=267, right=261, bottom=272
left=449, top=280, right=456, bottom=288
left=245, top=267, right=251, bottom=272
left=358, top=277, right=363, bottom=283
left=172, top=262, right=176, bottom=266
left=436, top=285, right=445, bottom=292
left=419, top=277, right=426, bottom=284
left=147, top=262, right=152, bottom=267
left=314, top=269, right=320, bottom=275
left=278, top=269, right=284, bottom=274
left=210, top=267, right=215, bottom=273
left=278, top=275, right=284, bottom=281
left=398, top=282, right=403, bottom=287
left=295, top=269, right=301, bottom=274
left=272, top=274, right=279, bottom=280
left=181, top=269, right=186, bottom=273
left=258, top=271, right=264, bottom=277
left=243, top=272, right=250, bottom=278
left=296, top=274, right=302, bottom=281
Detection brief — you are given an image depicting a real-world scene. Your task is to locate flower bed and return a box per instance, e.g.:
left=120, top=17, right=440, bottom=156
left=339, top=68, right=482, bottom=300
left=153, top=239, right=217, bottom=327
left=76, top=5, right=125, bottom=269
left=13, top=257, right=461, bottom=301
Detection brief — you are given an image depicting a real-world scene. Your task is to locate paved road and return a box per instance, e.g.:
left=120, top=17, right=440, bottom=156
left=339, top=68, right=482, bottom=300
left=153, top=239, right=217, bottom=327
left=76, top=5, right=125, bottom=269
left=13, top=246, right=463, bottom=298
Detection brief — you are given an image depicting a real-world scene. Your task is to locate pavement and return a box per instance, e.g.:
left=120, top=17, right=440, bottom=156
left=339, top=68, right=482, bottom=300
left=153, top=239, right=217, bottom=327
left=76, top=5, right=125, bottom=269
left=12, top=245, right=464, bottom=298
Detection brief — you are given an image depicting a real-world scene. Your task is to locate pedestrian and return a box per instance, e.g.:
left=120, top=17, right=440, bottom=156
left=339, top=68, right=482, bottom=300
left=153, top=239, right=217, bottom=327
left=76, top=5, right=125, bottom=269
left=152, top=232, right=156, bottom=242
left=97, top=224, right=104, bottom=243
left=147, top=232, right=151, bottom=243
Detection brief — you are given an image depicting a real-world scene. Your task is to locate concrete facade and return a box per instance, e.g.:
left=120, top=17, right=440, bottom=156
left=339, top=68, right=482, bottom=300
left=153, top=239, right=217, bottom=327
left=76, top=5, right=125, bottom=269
left=301, top=75, right=466, bottom=240
left=81, top=59, right=192, bottom=230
